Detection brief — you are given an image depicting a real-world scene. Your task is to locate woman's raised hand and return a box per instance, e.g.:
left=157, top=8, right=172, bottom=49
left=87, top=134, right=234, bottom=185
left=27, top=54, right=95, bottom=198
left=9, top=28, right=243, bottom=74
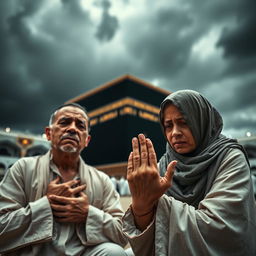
left=127, top=134, right=177, bottom=216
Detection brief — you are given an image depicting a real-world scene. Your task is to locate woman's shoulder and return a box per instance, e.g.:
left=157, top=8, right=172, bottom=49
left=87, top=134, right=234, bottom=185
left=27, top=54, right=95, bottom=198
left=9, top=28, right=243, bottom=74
left=218, top=147, right=250, bottom=177
left=222, top=147, right=248, bottom=163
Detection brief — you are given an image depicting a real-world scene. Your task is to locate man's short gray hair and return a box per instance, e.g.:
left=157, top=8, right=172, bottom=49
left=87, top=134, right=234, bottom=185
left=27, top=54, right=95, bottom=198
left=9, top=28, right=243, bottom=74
left=49, top=103, right=90, bottom=132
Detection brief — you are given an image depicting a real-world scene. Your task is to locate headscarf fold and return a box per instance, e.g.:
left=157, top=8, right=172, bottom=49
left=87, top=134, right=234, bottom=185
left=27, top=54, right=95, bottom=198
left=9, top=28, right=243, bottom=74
left=158, top=90, right=248, bottom=207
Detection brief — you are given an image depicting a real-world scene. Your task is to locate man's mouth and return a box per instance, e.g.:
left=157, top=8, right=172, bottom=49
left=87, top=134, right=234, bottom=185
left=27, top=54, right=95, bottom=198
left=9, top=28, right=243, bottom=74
left=61, top=135, right=79, bottom=143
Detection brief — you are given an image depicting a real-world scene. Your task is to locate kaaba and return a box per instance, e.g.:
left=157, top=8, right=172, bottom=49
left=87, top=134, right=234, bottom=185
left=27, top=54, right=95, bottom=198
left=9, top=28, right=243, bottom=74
left=66, top=74, right=171, bottom=177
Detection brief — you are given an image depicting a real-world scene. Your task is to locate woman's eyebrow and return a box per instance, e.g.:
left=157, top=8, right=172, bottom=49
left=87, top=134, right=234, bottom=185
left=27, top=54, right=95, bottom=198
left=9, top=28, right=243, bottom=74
left=164, top=117, right=184, bottom=122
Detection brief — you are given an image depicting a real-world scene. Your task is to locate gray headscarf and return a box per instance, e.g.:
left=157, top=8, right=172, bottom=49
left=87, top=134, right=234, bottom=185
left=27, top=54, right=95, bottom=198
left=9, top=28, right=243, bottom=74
left=158, top=90, right=248, bottom=208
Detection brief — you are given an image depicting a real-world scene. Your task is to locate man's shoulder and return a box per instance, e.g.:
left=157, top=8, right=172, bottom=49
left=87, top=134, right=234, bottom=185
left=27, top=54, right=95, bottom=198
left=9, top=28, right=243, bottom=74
left=10, top=153, right=48, bottom=173
left=16, top=154, right=46, bottom=165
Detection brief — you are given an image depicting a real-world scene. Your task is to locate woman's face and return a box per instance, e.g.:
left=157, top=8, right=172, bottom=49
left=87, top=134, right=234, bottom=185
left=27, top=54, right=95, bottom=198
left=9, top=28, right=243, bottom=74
left=163, top=104, right=197, bottom=154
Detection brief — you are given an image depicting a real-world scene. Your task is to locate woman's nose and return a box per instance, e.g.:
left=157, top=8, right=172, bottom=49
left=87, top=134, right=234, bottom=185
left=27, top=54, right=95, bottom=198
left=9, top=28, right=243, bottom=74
left=172, top=125, right=182, bottom=136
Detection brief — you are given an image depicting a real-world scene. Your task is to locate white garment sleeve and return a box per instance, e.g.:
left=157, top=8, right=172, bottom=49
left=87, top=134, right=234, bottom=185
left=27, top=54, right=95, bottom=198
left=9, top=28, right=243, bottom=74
left=76, top=174, right=128, bottom=247
left=122, top=207, right=155, bottom=256
left=0, top=161, right=53, bottom=254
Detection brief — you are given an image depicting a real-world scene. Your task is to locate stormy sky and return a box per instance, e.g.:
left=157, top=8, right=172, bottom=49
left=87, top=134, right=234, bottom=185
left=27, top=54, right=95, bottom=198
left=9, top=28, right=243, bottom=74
left=0, top=0, right=256, bottom=138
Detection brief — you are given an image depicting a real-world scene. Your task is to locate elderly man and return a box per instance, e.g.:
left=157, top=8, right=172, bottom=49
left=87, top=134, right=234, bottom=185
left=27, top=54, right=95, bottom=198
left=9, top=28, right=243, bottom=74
left=0, top=103, right=127, bottom=255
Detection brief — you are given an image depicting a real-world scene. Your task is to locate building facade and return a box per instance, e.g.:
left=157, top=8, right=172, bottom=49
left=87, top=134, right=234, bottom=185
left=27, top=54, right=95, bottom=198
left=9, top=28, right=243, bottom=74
left=66, top=74, right=171, bottom=177
left=0, top=130, right=50, bottom=180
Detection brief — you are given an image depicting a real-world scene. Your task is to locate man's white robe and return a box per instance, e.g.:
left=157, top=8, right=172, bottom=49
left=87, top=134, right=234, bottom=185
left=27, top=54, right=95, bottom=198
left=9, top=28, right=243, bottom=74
left=0, top=151, right=127, bottom=255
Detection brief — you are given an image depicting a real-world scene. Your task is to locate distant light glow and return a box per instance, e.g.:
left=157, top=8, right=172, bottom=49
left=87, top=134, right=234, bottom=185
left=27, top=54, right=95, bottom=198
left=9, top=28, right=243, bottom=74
left=246, top=132, right=252, bottom=137
left=150, top=79, right=160, bottom=87
left=5, top=127, right=11, bottom=133
left=42, top=133, right=47, bottom=139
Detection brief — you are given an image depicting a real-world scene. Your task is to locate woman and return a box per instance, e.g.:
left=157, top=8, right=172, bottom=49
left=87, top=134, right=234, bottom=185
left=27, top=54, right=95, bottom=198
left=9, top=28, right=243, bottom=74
left=122, top=90, right=256, bottom=256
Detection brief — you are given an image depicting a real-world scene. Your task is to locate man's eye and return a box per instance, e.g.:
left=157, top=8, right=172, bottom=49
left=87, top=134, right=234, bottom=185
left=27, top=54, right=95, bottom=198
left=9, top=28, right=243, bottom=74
left=77, top=123, right=86, bottom=129
left=59, top=120, right=68, bottom=126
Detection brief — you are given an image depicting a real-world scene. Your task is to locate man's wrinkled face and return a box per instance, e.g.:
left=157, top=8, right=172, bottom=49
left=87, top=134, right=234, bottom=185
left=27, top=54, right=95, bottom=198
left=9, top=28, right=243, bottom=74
left=45, top=106, right=90, bottom=154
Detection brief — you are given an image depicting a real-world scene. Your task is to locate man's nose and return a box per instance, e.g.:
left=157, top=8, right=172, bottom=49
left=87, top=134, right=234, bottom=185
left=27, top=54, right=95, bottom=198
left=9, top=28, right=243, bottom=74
left=67, top=122, right=77, bottom=133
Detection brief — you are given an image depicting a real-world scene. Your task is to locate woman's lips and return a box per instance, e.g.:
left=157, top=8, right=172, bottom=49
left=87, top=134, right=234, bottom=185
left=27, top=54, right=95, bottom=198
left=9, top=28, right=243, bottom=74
left=173, top=141, right=186, bottom=147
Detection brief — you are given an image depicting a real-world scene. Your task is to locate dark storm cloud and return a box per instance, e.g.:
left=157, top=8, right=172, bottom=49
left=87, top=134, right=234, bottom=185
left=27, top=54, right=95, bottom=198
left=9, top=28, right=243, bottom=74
left=120, top=0, right=256, bottom=93
left=217, top=0, right=256, bottom=59
left=96, top=0, right=119, bottom=42
left=215, top=0, right=256, bottom=80
left=0, top=1, right=46, bottom=130
left=120, top=0, right=225, bottom=87
left=61, top=0, right=89, bottom=18
left=232, top=80, right=256, bottom=109
left=225, top=113, right=256, bottom=132
left=223, top=84, right=256, bottom=131
left=123, top=7, right=197, bottom=79
left=0, top=0, right=97, bottom=133
left=210, top=0, right=256, bottom=137
left=0, top=0, right=255, bottom=138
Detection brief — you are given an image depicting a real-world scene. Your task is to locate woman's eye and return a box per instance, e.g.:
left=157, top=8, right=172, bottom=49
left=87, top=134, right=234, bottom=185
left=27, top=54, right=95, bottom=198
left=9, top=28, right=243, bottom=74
left=164, top=123, right=173, bottom=129
left=180, top=121, right=187, bottom=126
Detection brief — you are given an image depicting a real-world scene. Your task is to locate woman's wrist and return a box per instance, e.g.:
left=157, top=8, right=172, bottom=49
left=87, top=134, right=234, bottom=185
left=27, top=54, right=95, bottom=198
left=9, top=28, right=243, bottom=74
left=130, top=204, right=156, bottom=231
left=131, top=204, right=156, bottom=217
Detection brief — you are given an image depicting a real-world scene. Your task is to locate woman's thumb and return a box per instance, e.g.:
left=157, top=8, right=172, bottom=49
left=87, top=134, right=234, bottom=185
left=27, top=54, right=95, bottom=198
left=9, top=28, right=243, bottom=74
left=165, top=160, right=177, bottom=182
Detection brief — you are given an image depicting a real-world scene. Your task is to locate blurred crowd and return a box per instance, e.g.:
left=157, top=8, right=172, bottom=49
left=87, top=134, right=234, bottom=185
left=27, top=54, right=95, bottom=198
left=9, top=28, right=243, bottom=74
left=110, top=176, right=131, bottom=196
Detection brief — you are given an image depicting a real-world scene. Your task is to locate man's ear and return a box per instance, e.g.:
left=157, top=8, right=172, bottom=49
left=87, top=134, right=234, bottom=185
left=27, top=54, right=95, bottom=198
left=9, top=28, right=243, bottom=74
left=85, top=135, right=91, bottom=147
left=45, top=127, right=51, bottom=141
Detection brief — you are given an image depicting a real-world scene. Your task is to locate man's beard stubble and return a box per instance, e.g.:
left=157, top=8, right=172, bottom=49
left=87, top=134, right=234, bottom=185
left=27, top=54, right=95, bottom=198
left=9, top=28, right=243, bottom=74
left=58, top=133, right=80, bottom=153
left=59, top=145, right=78, bottom=153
